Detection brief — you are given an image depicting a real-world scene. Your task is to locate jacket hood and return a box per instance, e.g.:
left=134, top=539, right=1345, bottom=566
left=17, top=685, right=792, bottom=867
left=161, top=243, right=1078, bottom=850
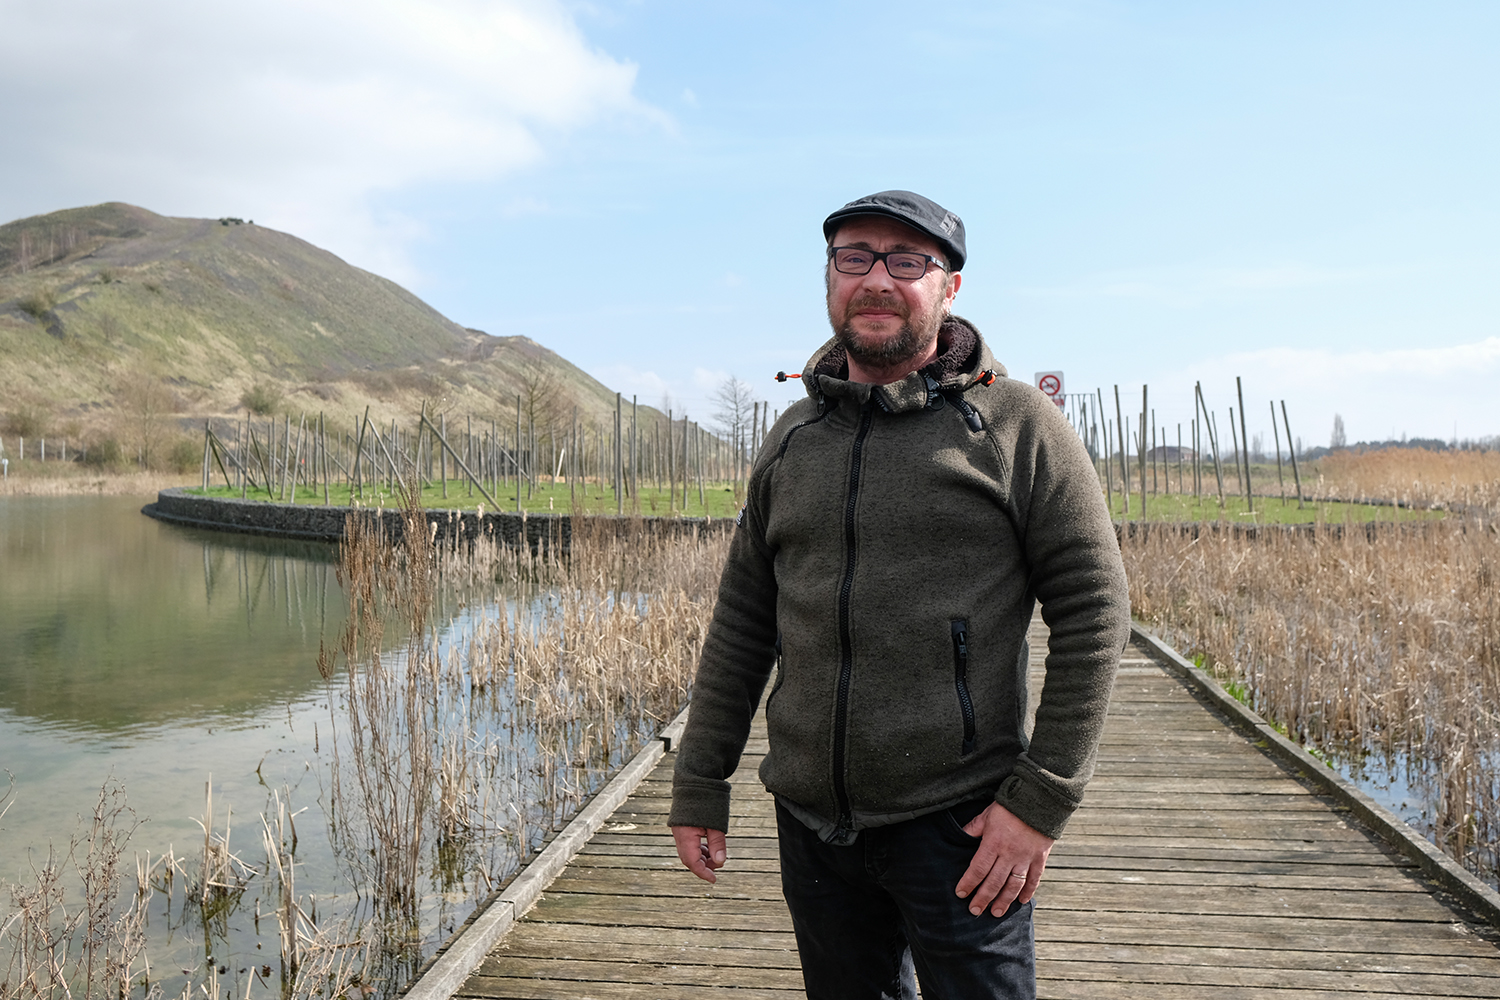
left=801, top=315, right=1009, bottom=414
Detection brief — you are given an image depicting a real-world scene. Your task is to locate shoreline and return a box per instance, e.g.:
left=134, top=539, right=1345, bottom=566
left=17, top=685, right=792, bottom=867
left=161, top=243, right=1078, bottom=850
left=0, top=471, right=193, bottom=497
left=143, top=487, right=733, bottom=549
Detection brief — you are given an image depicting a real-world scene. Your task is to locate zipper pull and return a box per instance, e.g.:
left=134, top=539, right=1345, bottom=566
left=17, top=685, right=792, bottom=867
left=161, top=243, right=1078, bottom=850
left=923, top=375, right=944, bottom=410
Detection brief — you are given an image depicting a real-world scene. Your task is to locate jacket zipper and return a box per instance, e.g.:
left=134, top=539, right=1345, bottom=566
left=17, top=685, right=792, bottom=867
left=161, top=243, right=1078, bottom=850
left=952, top=619, right=977, bottom=755
left=775, top=400, right=833, bottom=460
left=939, top=389, right=985, bottom=432
left=832, top=403, right=874, bottom=835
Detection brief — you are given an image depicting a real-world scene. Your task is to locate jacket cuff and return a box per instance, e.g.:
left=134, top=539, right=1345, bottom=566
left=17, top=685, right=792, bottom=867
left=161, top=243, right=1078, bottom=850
left=668, top=776, right=732, bottom=832
left=995, top=769, right=1080, bottom=840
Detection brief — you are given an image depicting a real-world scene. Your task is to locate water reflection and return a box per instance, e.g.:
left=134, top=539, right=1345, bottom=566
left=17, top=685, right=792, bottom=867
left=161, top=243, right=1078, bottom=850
left=0, top=495, right=351, bottom=911
left=0, top=496, right=343, bottom=731
left=1, top=496, right=716, bottom=997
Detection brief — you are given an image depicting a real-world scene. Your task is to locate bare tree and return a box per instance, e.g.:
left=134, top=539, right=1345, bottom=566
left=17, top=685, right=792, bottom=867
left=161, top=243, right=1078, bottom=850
left=1331, top=413, right=1347, bottom=450
left=517, top=359, right=572, bottom=430
left=713, top=376, right=755, bottom=445
left=116, top=371, right=177, bottom=468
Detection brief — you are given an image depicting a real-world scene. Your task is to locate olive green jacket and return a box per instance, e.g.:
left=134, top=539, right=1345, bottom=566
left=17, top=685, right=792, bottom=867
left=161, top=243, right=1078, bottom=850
left=669, top=317, right=1129, bottom=840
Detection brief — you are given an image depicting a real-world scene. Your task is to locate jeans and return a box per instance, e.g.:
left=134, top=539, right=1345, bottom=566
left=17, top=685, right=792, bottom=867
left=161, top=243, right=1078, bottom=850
left=776, top=798, right=1036, bottom=1000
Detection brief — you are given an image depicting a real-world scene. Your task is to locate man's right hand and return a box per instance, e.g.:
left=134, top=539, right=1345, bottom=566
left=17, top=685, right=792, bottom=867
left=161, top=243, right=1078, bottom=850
left=671, top=825, right=727, bottom=883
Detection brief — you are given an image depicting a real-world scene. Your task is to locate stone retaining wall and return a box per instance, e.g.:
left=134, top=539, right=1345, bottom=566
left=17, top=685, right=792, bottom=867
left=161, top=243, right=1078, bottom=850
left=143, top=488, right=732, bottom=551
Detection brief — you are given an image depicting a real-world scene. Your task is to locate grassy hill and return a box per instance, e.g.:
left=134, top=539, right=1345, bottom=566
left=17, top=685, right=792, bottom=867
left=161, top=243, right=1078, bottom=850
left=0, top=203, right=636, bottom=457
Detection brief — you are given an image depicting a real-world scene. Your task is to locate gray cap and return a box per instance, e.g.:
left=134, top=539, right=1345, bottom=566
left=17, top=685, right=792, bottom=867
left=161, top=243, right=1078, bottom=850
left=822, top=190, right=966, bottom=272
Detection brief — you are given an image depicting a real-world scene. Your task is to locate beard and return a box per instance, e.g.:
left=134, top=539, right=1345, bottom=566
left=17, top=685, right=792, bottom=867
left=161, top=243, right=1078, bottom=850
left=830, top=291, right=946, bottom=371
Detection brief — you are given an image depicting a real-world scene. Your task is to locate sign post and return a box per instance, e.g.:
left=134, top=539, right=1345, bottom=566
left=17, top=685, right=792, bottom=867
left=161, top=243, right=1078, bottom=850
left=1034, top=371, right=1065, bottom=407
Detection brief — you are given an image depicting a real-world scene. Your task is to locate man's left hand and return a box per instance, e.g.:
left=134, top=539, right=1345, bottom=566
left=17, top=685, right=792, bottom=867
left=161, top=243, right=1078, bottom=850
left=956, top=802, right=1055, bottom=916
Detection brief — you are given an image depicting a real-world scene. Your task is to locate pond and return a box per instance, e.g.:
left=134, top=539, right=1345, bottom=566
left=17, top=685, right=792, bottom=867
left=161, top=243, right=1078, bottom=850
left=0, top=495, right=714, bottom=999
left=0, top=496, right=363, bottom=987
left=0, top=495, right=349, bottom=845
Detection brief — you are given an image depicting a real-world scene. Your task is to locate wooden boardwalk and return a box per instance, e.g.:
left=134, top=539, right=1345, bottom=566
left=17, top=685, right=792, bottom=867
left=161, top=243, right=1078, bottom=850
left=455, top=621, right=1500, bottom=999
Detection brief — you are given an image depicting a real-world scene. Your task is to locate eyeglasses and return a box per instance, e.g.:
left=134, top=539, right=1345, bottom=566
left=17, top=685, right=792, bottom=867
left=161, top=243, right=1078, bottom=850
left=830, top=246, right=948, bottom=281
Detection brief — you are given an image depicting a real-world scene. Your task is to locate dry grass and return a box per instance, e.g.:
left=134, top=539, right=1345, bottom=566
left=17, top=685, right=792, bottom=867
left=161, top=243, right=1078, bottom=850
left=2, top=777, right=369, bottom=1000
left=1, top=491, right=728, bottom=997
left=318, top=492, right=727, bottom=972
left=191, top=780, right=253, bottom=916
left=1308, top=448, right=1500, bottom=510
left=0, top=470, right=190, bottom=497
left=1, top=781, right=153, bottom=1000
left=1124, top=518, right=1500, bottom=876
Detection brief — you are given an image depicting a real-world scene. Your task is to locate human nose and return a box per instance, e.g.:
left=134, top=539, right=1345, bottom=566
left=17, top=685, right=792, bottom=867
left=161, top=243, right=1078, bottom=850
left=860, top=255, right=900, bottom=288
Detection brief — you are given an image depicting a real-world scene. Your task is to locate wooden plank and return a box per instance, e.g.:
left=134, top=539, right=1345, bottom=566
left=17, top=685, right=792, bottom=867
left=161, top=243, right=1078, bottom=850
left=473, top=956, right=803, bottom=988
left=445, top=623, right=1500, bottom=1000
left=1038, top=984, right=1483, bottom=1000
left=1035, top=960, right=1500, bottom=996
left=500, top=922, right=797, bottom=952
left=1036, top=941, right=1500, bottom=976
left=461, top=980, right=801, bottom=1000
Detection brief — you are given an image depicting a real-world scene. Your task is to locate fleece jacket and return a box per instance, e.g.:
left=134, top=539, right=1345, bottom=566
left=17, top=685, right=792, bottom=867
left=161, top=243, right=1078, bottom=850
left=668, top=317, right=1130, bottom=841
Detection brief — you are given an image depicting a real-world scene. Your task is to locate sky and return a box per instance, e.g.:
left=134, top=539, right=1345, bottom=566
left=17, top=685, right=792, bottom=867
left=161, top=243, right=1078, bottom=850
left=2, top=0, right=1498, bottom=449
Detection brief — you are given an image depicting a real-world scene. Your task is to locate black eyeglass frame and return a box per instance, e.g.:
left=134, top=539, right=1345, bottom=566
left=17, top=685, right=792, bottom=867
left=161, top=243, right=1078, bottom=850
left=828, top=245, right=950, bottom=281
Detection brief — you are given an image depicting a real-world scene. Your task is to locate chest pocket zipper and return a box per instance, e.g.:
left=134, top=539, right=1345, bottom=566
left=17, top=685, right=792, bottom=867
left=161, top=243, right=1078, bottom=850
left=766, top=631, right=785, bottom=710
left=951, top=620, right=977, bottom=755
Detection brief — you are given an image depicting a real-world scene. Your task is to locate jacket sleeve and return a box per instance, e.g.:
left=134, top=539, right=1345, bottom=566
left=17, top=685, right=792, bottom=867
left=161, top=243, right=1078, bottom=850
left=668, top=485, right=780, bottom=832
left=994, top=391, right=1130, bottom=839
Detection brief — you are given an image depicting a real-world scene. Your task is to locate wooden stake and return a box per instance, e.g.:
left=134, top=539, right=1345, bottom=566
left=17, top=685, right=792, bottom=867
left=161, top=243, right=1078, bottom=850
left=321, top=413, right=330, bottom=505
left=1195, top=383, right=1225, bottom=505
left=1113, top=385, right=1129, bottom=514
left=1229, top=406, right=1241, bottom=498
left=1281, top=400, right=1304, bottom=509
left=1270, top=400, right=1286, bottom=504
left=419, top=405, right=499, bottom=510
left=1236, top=376, right=1253, bottom=514
left=288, top=413, right=306, bottom=505
left=1138, top=385, right=1147, bottom=521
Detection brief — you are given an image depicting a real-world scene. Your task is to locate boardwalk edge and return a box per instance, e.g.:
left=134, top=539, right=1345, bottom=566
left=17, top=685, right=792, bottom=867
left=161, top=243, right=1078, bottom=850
left=401, top=704, right=692, bottom=1000
left=1131, top=620, right=1500, bottom=929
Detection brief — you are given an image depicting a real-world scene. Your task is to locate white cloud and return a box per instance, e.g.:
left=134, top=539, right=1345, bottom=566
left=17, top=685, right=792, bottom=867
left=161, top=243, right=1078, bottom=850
left=580, top=365, right=730, bottom=422
left=586, top=363, right=672, bottom=409
left=0, top=0, right=662, bottom=281
left=1156, top=336, right=1500, bottom=444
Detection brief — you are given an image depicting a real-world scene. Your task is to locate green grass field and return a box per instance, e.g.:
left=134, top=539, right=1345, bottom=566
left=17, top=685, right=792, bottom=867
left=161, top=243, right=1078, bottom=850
left=191, top=479, right=747, bottom=519
left=190, top=478, right=1441, bottom=525
left=1104, top=490, right=1441, bottom=523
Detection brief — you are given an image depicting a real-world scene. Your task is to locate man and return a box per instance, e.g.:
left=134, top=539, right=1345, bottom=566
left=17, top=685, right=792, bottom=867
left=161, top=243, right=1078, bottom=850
left=668, top=190, right=1130, bottom=999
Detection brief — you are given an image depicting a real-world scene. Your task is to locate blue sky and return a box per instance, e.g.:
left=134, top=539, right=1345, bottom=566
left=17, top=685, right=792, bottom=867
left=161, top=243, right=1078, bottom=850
left=3, top=0, right=1498, bottom=447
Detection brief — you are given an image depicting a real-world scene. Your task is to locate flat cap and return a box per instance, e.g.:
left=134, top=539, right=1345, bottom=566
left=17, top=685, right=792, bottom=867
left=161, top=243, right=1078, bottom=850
left=822, top=190, right=966, bottom=272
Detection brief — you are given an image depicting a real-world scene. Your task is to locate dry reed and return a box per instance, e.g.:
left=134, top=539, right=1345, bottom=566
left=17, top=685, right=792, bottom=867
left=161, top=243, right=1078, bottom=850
left=319, top=493, right=728, bottom=976
left=1124, top=517, right=1500, bottom=877
left=3, top=776, right=366, bottom=1000
left=1309, top=448, right=1500, bottom=511
left=192, top=780, right=253, bottom=917
left=0, top=471, right=188, bottom=497
left=1, top=782, right=152, bottom=999
left=2, top=492, right=729, bottom=998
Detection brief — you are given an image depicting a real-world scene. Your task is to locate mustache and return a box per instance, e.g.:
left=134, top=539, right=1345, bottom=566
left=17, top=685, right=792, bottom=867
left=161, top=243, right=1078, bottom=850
left=845, top=293, right=909, bottom=318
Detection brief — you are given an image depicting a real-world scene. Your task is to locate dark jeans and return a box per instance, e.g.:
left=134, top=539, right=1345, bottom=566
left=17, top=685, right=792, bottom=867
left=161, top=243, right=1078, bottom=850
left=776, top=798, right=1036, bottom=1000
